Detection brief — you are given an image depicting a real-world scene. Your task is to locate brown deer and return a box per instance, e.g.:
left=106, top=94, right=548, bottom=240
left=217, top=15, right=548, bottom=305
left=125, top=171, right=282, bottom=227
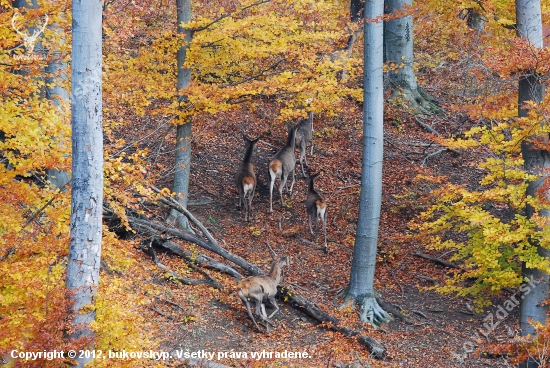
left=294, top=111, right=314, bottom=177
left=236, top=255, right=289, bottom=333
left=235, top=134, right=259, bottom=221
left=269, top=124, right=297, bottom=213
left=306, top=173, right=327, bottom=252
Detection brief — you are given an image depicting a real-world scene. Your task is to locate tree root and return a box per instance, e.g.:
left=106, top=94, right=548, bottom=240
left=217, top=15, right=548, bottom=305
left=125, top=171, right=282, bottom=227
left=339, top=291, right=393, bottom=328
left=389, top=85, right=441, bottom=115
left=278, top=286, right=386, bottom=359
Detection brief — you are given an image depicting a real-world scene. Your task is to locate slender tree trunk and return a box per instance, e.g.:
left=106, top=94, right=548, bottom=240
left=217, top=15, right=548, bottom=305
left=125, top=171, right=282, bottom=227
left=384, top=0, right=439, bottom=114
left=67, top=1, right=103, bottom=366
left=45, top=12, right=70, bottom=190
left=340, top=0, right=391, bottom=327
left=516, top=1, right=548, bottom=367
left=13, top=0, right=70, bottom=189
left=168, top=0, right=193, bottom=231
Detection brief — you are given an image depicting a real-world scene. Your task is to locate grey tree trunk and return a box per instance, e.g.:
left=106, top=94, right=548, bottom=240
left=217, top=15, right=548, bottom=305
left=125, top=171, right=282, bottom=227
left=384, top=0, right=439, bottom=114
left=340, top=0, right=392, bottom=327
left=45, top=11, right=70, bottom=190
left=13, top=0, right=70, bottom=189
left=66, top=1, right=103, bottom=366
left=516, top=1, right=548, bottom=367
left=168, top=0, right=193, bottom=231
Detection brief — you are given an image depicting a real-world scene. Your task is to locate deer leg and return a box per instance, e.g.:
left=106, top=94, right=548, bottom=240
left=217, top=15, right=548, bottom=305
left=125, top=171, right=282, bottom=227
left=314, top=214, right=320, bottom=243
left=249, top=184, right=256, bottom=211
left=238, top=186, right=243, bottom=207
left=242, top=299, right=262, bottom=332
left=269, top=171, right=276, bottom=213
left=288, top=168, right=295, bottom=195
left=279, top=172, right=287, bottom=206
left=260, top=303, right=274, bottom=323
left=322, top=209, right=327, bottom=249
left=308, top=213, right=314, bottom=237
left=302, top=142, right=308, bottom=167
left=300, top=144, right=307, bottom=177
left=267, top=296, right=280, bottom=319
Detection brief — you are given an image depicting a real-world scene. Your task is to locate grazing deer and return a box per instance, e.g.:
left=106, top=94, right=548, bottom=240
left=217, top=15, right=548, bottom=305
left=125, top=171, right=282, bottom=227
left=294, top=111, right=314, bottom=177
left=237, top=255, right=290, bottom=333
left=269, top=124, right=297, bottom=213
left=235, top=134, right=259, bottom=221
left=306, top=173, right=327, bottom=252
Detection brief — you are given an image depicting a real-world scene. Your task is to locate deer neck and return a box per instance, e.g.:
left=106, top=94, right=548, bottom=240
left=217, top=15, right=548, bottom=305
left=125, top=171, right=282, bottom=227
left=269, top=262, right=283, bottom=283
left=243, top=140, right=255, bottom=163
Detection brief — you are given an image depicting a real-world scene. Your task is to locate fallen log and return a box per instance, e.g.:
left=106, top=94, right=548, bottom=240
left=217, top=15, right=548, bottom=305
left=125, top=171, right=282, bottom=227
left=155, top=239, right=243, bottom=280
left=412, top=251, right=460, bottom=269
left=140, top=240, right=223, bottom=289
left=279, top=286, right=386, bottom=359
left=127, top=215, right=263, bottom=276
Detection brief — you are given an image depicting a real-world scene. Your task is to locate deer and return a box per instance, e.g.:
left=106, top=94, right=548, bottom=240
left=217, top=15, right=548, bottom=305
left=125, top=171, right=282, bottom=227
left=269, top=123, right=297, bottom=213
left=235, top=134, right=259, bottom=222
left=236, top=254, right=290, bottom=333
left=306, top=172, right=327, bottom=252
left=294, top=111, right=314, bottom=177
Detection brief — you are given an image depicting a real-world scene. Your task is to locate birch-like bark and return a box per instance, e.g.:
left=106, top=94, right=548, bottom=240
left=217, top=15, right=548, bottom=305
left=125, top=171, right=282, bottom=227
left=341, top=0, right=391, bottom=327
left=168, top=0, right=193, bottom=231
left=516, top=4, right=548, bottom=366
left=67, top=1, right=103, bottom=366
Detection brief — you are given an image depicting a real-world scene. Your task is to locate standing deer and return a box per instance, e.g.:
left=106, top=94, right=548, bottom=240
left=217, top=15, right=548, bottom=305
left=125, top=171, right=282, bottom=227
left=236, top=255, right=290, bottom=333
left=235, top=134, right=259, bottom=221
left=269, top=124, right=297, bottom=213
left=306, top=173, right=327, bottom=252
left=294, top=111, right=314, bottom=177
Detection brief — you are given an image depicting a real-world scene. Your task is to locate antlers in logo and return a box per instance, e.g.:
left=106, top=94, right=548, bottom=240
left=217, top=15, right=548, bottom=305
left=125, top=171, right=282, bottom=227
left=12, top=11, right=49, bottom=53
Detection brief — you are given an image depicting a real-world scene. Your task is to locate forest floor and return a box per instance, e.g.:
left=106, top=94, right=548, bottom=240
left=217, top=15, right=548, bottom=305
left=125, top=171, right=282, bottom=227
left=117, top=99, right=520, bottom=368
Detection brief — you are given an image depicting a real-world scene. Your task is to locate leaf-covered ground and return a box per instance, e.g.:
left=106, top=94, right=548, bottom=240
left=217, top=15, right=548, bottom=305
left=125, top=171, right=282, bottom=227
left=114, top=99, right=520, bottom=367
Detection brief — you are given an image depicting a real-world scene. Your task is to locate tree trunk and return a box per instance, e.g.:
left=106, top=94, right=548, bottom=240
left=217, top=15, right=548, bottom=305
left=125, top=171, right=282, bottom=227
left=168, top=0, right=193, bottom=231
left=66, top=1, right=103, bottom=366
left=340, top=0, right=392, bottom=327
left=516, top=1, right=548, bottom=368
left=45, top=10, right=70, bottom=190
left=384, top=0, right=440, bottom=114
left=13, top=0, right=70, bottom=189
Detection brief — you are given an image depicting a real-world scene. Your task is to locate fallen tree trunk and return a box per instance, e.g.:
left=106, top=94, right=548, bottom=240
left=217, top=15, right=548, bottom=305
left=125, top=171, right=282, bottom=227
left=413, top=251, right=460, bottom=269
left=279, top=286, right=386, bottom=359
left=155, top=239, right=243, bottom=280
left=127, top=215, right=263, bottom=276
left=125, top=214, right=386, bottom=358
left=140, top=240, right=223, bottom=289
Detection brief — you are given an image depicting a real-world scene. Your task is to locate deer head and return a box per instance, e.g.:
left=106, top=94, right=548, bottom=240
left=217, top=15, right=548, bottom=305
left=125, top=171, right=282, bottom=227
left=12, top=11, right=49, bottom=53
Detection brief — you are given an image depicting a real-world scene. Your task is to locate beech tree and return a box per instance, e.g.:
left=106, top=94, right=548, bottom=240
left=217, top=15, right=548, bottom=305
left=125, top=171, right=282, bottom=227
left=340, top=0, right=392, bottom=326
left=66, top=0, right=103, bottom=366
left=167, top=0, right=193, bottom=231
left=384, top=0, right=439, bottom=113
left=516, top=1, right=548, bottom=367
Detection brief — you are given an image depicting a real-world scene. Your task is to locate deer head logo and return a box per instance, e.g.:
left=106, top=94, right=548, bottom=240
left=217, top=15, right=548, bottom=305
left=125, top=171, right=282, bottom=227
left=11, top=11, right=49, bottom=53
